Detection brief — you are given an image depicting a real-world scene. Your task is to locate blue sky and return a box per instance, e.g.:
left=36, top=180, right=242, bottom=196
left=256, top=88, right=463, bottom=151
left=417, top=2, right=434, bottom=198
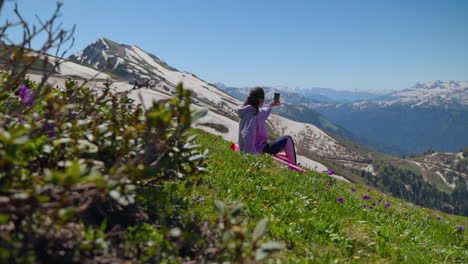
left=1, top=0, right=467, bottom=91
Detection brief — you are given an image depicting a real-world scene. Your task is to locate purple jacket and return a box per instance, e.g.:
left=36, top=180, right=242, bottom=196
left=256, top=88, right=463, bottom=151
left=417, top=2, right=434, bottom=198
left=237, top=104, right=271, bottom=154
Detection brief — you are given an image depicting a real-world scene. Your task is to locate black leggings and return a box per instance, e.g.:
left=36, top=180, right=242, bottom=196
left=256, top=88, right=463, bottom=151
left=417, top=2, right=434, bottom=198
left=263, top=136, right=297, bottom=164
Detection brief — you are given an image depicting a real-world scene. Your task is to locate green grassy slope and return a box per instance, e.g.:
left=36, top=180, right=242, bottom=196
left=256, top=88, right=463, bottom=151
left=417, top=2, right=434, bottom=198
left=191, top=131, right=467, bottom=263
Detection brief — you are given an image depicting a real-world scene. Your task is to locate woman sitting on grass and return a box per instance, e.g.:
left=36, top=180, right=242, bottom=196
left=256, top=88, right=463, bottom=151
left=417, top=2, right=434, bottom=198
left=237, top=87, right=297, bottom=164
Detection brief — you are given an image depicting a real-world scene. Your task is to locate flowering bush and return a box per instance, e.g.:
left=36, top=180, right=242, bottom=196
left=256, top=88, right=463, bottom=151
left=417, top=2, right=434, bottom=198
left=0, top=71, right=213, bottom=260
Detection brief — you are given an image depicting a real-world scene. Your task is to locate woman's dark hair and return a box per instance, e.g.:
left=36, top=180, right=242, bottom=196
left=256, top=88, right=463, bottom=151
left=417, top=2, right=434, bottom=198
left=244, top=87, right=264, bottom=113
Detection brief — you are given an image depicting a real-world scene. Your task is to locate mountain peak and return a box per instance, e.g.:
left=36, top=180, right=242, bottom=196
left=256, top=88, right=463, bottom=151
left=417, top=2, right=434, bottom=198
left=69, top=37, right=176, bottom=79
left=413, top=80, right=443, bottom=89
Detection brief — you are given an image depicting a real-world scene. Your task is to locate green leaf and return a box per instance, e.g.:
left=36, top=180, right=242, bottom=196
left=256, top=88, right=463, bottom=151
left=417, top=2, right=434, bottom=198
left=231, top=204, right=244, bottom=217
left=252, top=218, right=269, bottom=243
left=188, top=154, right=203, bottom=162
left=12, top=134, right=29, bottom=144
left=0, top=213, right=10, bottom=224
left=0, top=128, right=11, bottom=141
left=109, top=190, right=120, bottom=200
left=77, top=139, right=98, bottom=153
left=42, top=144, right=53, bottom=153
left=170, top=227, right=182, bottom=238
left=65, top=160, right=82, bottom=184
left=53, top=138, right=72, bottom=146
left=192, top=108, right=208, bottom=121
left=260, top=241, right=284, bottom=252
left=255, top=242, right=284, bottom=261
left=255, top=249, right=269, bottom=261
left=214, top=200, right=226, bottom=216
left=186, top=134, right=198, bottom=143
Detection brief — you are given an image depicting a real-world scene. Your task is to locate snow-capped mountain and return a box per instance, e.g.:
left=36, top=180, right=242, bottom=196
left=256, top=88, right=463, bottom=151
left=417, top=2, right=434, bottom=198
left=70, top=38, right=242, bottom=120
left=340, top=80, right=468, bottom=110
left=312, top=81, right=468, bottom=155
left=67, top=37, right=372, bottom=177
left=385, top=80, right=468, bottom=107
left=70, top=38, right=178, bottom=82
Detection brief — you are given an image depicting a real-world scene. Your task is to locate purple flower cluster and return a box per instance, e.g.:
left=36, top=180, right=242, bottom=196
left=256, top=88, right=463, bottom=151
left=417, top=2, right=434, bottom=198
left=214, top=137, right=219, bottom=141
left=19, top=85, right=30, bottom=98
left=360, top=196, right=392, bottom=210
left=18, top=86, right=35, bottom=106
left=323, top=170, right=334, bottom=175
left=337, top=197, right=344, bottom=203
left=436, top=216, right=441, bottom=221
left=45, top=123, right=55, bottom=138
left=458, top=226, right=464, bottom=231
left=326, top=182, right=335, bottom=191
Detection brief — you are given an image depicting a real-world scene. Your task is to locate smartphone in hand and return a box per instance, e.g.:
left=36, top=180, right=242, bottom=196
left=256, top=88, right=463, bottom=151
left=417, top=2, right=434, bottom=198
left=274, top=93, right=280, bottom=103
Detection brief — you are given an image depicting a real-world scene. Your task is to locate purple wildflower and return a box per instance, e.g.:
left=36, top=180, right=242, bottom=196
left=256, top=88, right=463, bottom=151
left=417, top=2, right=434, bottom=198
left=18, top=85, right=35, bottom=106
left=370, top=206, right=374, bottom=209
left=324, top=170, right=334, bottom=175
left=363, top=195, right=371, bottom=200
left=47, top=131, right=56, bottom=138
left=18, top=86, right=30, bottom=98
left=337, top=197, right=344, bottom=203
left=458, top=226, right=464, bottom=231
left=18, top=119, right=26, bottom=124
left=24, top=96, right=35, bottom=107
left=298, top=162, right=301, bottom=166
left=378, top=199, right=382, bottom=202
left=384, top=203, right=391, bottom=208
left=436, top=216, right=441, bottom=221
left=372, top=203, right=376, bottom=206
left=351, top=186, right=356, bottom=192
left=327, top=182, right=334, bottom=187
left=214, top=137, right=218, bottom=141
left=363, top=204, right=367, bottom=208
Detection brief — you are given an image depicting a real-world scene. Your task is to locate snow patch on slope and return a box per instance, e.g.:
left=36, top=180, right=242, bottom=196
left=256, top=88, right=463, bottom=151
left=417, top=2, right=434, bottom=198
left=435, top=171, right=456, bottom=189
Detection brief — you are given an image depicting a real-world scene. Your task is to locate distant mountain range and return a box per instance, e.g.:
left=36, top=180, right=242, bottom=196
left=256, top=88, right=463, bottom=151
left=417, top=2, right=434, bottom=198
left=312, top=81, right=468, bottom=155
left=215, top=82, right=388, bottom=104
left=282, top=86, right=388, bottom=103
